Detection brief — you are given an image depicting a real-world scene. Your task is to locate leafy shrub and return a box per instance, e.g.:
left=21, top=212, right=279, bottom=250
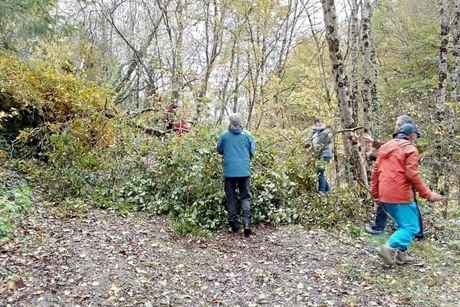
left=13, top=122, right=145, bottom=205
left=14, top=123, right=370, bottom=235
left=115, top=127, right=369, bottom=233
left=0, top=178, right=32, bottom=238
left=0, top=52, right=116, bottom=158
left=1, top=54, right=370, bottom=235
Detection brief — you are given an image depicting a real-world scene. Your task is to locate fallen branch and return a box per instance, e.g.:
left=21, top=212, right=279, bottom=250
left=334, top=126, right=365, bottom=134
left=126, top=108, right=156, bottom=118
left=126, top=121, right=166, bottom=137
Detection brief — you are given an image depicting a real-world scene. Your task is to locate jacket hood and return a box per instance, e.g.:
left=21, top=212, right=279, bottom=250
left=312, top=127, right=326, bottom=133
left=229, top=126, right=243, bottom=134
left=379, top=139, right=412, bottom=159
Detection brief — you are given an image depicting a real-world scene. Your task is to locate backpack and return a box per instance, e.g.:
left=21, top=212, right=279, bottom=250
left=312, top=128, right=331, bottom=151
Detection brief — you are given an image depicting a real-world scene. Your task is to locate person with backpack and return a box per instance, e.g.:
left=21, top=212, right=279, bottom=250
left=371, top=123, right=445, bottom=265
left=217, top=114, right=256, bottom=237
left=309, top=118, right=333, bottom=195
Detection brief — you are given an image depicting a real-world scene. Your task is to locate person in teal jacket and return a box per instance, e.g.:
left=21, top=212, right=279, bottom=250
left=217, top=114, right=256, bottom=237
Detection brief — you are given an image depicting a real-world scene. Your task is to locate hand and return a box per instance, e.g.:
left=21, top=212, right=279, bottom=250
left=429, top=192, right=447, bottom=202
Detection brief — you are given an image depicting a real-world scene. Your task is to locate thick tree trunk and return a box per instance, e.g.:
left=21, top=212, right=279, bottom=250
left=349, top=0, right=360, bottom=125
left=452, top=0, right=460, bottom=102
left=369, top=29, right=380, bottom=137
left=321, top=0, right=368, bottom=186
left=432, top=0, right=451, bottom=192
left=436, top=0, right=449, bottom=120
left=361, top=0, right=372, bottom=132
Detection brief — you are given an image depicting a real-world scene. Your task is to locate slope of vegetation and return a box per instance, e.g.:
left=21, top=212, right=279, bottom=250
left=0, top=52, right=370, bottom=236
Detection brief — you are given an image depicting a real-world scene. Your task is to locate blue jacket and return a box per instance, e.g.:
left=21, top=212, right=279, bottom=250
left=217, top=127, right=256, bottom=178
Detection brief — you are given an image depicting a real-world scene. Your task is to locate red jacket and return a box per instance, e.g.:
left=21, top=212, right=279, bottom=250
left=174, top=120, right=191, bottom=135
left=371, top=139, right=432, bottom=203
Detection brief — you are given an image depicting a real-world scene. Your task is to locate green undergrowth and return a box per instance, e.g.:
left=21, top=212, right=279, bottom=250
left=10, top=126, right=371, bottom=235
left=1, top=53, right=371, bottom=235
left=0, top=168, right=33, bottom=238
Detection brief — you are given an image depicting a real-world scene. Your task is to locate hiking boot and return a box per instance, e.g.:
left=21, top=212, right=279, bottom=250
left=395, top=251, right=417, bottom=265
left=228, top=223, right=240, bottom=234
left=365, top=224, right=384, bottom=235
left=244, top=228, right=252, bottom=238
left=378, top=245, right=397, bottom=266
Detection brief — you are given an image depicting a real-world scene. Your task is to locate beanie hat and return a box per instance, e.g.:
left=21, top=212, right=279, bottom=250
left=393, top=115, right=420, bottom=137
left=398, top=123, right=421, bottom=138
left=229, top=113, right=242, bottom=130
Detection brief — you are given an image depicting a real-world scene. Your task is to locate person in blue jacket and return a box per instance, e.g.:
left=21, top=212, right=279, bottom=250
left=217, top=114, right=256, bottom=237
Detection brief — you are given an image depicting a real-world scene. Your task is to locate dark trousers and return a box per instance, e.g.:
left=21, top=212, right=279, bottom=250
left=317, top=157, right=331, bottom=193
left=224, top=177, right=252, bottom=229
left=373, top=205, right=388, bottom=231
left=318, top=169, right=330, bottom=193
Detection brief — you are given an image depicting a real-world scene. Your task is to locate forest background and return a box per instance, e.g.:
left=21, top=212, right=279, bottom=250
left=0, top=0, right=458, bottom=236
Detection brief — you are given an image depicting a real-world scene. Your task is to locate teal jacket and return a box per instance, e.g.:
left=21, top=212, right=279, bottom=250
left=217, top=127, right=256, bottom=178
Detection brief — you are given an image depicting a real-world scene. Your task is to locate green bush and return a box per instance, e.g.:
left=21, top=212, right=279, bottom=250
left=1, top=53, right=370, bottom=235
left=13, top=123, right=370, bottom=235
left=115, top=127, right=369, bottom=233
left=0, top=181, right=32, bottom=238
left=14, top=125, right=370, bottom=234
left=0, top=52, right=116, bottom=160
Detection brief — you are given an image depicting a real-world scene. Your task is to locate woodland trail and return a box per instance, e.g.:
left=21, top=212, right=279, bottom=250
left=1, top=198, right=459, bottom=307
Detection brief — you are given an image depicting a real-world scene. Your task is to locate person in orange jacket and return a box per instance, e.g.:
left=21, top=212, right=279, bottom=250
left=371, top=123, right=445, bottom=265
left=365, top=115, right=425, bottom=237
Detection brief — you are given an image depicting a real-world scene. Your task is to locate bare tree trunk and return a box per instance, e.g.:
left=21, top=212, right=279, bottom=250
left=432, top=0, right=451, bottom=192
left=321, top=0, right=368, bottom=186
left=369, top=26, right=380, bottom=137
left=195, top=0, right=225, bottom=123
left=306, top=10, right=333, bottom=108
left=452, top=0, right=460, bottom=102
left=233, top=44, right=241, bottom=113
left=350, top=0, right=360, bottom=125
left=217, top=35, right=237, bottom=125
left=99, top=1, right=163, bottom=102
left=172, top=0, right=184, bottom=105
left=361, top=0, right=372, bottom=132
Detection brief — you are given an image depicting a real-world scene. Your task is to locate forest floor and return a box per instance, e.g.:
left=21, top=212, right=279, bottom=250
left=1, top=183, right=460, bottom=306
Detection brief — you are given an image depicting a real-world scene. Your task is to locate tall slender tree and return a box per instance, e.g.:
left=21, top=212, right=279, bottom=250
left=432, top=0, right=452, bottom=194
left=361, top=0, right=373, bottom=132
left=452, top=0, right=460, bottom=102
left=321, top=0, right=368, bottom=185
left=349, top=0, right=360, bottom=125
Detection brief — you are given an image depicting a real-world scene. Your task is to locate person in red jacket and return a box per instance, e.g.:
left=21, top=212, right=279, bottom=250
left=371, top=123, right=445, bottom=265
left=174, top=120, right=191, bottom=136
left=365, top=115, right=425, bottom=237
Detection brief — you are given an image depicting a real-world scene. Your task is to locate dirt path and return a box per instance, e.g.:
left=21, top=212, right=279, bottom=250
left=1, top=200, right=459, bottom=306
